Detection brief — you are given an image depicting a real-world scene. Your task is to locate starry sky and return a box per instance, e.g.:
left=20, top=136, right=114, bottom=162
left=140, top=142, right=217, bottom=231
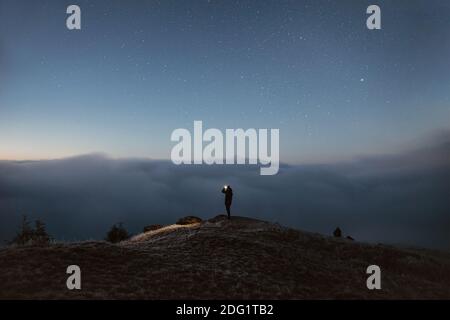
left=0, top=0, right=449, bottom=163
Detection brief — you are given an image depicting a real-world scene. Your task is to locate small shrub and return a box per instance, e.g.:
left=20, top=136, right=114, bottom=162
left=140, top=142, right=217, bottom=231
left=105, top=223, right=129, bottom=243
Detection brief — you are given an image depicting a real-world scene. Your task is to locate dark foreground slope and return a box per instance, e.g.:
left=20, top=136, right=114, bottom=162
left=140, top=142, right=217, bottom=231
left=1, top=216, right=450, bottom=299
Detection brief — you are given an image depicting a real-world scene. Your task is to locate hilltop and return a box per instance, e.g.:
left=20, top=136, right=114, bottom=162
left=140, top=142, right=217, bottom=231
left=1, top=215, right=449, bottom=299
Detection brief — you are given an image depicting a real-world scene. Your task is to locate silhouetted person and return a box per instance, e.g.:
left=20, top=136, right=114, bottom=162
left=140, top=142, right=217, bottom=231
left=221, top=185, right=233, bottom=219
left=333, top=227, right=342, bottom=238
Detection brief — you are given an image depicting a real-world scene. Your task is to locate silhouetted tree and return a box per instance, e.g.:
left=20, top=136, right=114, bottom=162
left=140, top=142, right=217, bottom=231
left=105, top=223, right=129, bottom=243
left=11, top=215, right=34, bottom=245
left=33, top=219, right=51, bottom=245
left=10, top=215, right=51, bottom=246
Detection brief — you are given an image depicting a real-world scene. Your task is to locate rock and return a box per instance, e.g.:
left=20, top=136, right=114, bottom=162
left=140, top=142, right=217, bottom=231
left=333, top=227, right=342, bottom=238
left=143, top=224, right=164, bottom=233
left=176, top=216, right=202, bottom=225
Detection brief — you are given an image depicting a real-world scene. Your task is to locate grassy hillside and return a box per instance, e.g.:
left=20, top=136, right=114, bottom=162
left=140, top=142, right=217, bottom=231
left=1, top=216, right=449, bottom=299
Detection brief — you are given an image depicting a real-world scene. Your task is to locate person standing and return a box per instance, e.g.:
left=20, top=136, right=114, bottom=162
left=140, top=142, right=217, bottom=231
left=221, top=185, right=233, bottom=219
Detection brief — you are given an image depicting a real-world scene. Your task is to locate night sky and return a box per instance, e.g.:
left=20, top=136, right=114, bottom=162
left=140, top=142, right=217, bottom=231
left=1, top=0, right=449, bottom=162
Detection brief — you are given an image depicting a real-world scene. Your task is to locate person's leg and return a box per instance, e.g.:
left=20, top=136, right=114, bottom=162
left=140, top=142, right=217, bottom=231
left=226, top=204, right=231, bottom=219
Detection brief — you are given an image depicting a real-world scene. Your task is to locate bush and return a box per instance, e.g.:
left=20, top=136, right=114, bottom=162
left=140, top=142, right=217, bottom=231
left=11, top=216, right=52, bottom=246
left=105, top=223, right=129, bottom=243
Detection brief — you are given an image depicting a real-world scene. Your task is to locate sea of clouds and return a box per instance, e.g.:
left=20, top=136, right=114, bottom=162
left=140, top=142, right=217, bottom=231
left=0, top=131, right=449, bottom=250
